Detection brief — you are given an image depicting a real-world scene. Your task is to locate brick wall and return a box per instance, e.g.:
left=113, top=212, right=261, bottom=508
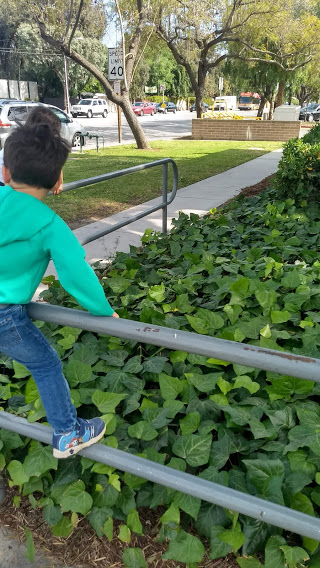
left=192, top=119, right=300, bottom=141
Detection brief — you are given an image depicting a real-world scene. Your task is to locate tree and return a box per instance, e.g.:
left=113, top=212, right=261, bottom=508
left=29, top=0, right=154, bottom=149
left=154, top=0, right=320, bottom=117
left=15, top=23, right=107, bottom=104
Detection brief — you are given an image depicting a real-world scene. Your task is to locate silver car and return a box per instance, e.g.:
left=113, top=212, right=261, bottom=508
left=71, top=98, right=108, bottom=118
left=0, top=102, right=87, bottom=149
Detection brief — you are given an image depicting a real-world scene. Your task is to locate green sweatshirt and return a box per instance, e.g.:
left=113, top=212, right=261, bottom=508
left=0, top=185, right=114, bottom=316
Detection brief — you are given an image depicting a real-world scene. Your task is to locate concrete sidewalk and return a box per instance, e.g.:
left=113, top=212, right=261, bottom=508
left=48, top=148, right=282, bottom=273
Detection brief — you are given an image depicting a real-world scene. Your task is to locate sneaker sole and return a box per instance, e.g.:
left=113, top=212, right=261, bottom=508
left=53, top=424, right=106, bottom=459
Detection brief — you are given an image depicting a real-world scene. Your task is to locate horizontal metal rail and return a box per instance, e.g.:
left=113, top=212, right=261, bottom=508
left=27, top=303, right=320, bottom=382
left=1, top=410, right=320, bottom=540
left=1, top=303, right=320, bottom=539
left=62, top=158, right=178, bottom=245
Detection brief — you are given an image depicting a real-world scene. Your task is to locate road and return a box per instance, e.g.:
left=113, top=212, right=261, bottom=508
left=73, top=109, right=258, bottom=150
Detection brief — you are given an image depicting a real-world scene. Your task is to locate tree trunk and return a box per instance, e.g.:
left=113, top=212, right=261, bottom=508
left=257, top=96, right=266, bottom=117
left=268, top=93, right=275, bottom=120
left=276, top=80, right=285, bottom=107
left=121, top=94, right=150, bottom=149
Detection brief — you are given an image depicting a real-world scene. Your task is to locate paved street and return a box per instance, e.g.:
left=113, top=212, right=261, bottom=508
left=74, top=109, right=258, bottom=150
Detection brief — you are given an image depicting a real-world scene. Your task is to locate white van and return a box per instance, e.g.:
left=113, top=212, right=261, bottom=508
left=213, top=96, right=237, bottom=110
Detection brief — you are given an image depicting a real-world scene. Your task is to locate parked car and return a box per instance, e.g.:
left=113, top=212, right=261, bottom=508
left=190, top=102, right=209, bottom=112
left=299, top=103, right=320, bottom=122
left=156, top=101, right=177, bottom=114
left=0, top=101, right=87, bottom=149
left=71, top=98, right=108, bottom=118
left=132, top=101, right=156, bottom=116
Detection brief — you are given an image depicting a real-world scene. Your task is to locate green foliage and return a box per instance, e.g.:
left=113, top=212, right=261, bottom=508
left=302, top=124, right=320, bottom=146
left=273, top=137, right=320, bottom=202
left=4, top=188, right=320, bottom=564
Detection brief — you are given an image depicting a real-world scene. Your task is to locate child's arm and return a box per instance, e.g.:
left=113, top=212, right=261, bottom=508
left=43, top=215, right=116, bottom=316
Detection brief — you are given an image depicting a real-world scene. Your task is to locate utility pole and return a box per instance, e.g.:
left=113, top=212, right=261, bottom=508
left=64, top=55, right=70, bottom=114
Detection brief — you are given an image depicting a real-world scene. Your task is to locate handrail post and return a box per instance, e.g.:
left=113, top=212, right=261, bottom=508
left=162, top=162, right=168, bottom=233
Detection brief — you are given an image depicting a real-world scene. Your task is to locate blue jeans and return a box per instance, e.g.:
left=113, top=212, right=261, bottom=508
left=0, top=304, right=77, bottom=434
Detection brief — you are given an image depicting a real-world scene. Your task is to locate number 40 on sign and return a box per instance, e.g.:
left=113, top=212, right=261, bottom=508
left=108, top=47, right=124, bottom=81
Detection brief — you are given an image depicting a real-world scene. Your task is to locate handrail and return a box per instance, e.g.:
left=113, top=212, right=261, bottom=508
left=27, top=303, right=320, bottom=382
left=1, top=409, right=319, bottom=541
left=62, top=158, right=178, bottom=245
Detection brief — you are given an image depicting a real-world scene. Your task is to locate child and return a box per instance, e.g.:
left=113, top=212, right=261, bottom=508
left=0, top=122, right=119, bottom=458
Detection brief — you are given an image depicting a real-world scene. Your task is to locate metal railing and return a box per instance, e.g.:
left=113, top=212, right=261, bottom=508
left=62, top=158, right=178, bottom=245
left=1, top=302, right=320, bottom=541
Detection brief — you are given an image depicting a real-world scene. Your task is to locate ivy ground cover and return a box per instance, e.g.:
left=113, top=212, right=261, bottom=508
left=2, top=189, right=320, bottom=567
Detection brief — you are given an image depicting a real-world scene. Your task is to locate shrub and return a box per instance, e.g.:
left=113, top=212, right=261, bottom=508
left=302, top=123, right=320, bottom=145
left=272, top=137, right=320, bottom=202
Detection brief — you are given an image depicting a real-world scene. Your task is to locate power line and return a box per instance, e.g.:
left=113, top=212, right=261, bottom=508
left=0, top=48, right=62, bottom=56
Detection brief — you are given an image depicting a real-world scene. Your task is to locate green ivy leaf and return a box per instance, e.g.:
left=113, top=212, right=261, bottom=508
left=43, top=503, right=63, bottom=526
left=173, top=434, right=212, bottom=467
left=25, top=527, right=35, bottom=564
left=119, top=524, right=131, bottom=543
left=52, top=516, right=73, bottom=538
left=103, top=516, right=113, bottom=541
left=60, top=480, right=93, bottom=515
left=65, top=359, right=92, bottom=386
left=173, top=492, right=201, bottom=520
left=159, top=373, right=184, bottom=400
left=127, top=510, right=143, bottom=535
left=23, top=442, right=58, bottom=478
left=161, top=503, right=180, bottom=526
left=128, top=421, right=158, bottom=441
left=179, top=412, right=200, bottom=435
left=219, top=523, right=245, bottom=553
left=162, top=530, right=205, bottom=563
left=123, top=548, right=147, bottom=568
left=92, top=390, right=127, bottom=413
left=279, top=546, right=309, bottom=568
left=7, top=460, right=29, bottom=486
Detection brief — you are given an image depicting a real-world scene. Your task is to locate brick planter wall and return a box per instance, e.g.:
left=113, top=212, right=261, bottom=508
left=192, top=119, right=300, bottom=141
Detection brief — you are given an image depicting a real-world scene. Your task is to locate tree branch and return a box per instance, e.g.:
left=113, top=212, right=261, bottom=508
left=68, top=0, right=84, bottom=48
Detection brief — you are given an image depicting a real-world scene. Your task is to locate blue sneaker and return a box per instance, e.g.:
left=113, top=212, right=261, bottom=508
left=52, top=417, right=106, bottom=459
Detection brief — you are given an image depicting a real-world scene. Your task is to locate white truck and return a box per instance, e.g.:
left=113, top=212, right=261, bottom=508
left=213, top=96, right=237, bottom=111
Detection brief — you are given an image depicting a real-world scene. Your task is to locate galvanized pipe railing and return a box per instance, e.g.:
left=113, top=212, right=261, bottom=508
left=1, top=409, right=320, bottom=541
left=27, top=303, right=320, bottom=382
left=62, top=158, right=178, bottom=245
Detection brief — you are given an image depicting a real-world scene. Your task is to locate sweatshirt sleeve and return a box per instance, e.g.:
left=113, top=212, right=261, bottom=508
left=43, top=215, right=114, bottom=316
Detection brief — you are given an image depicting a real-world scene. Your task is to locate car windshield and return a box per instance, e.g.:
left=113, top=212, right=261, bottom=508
left=133, top=102, right=143, bottom=106
left=239, top=96, right=251, bottom=103
left=78, top=100, right=92, bottom=105
left=307, top=103, right=318, bottom=109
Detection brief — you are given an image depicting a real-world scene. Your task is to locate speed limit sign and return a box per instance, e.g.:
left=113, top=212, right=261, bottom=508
left=108, top=48, right=124, bottom=81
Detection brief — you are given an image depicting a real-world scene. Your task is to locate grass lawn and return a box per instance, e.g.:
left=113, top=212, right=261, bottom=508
left=46, top=139, right=282, bottom=227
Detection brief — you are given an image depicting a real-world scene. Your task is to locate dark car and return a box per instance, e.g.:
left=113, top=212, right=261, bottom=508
left=299, top=103, right=320, bottom=122
left=156, top=102, right=177, bottom=114
left=190, top=102, right=209, bottom=112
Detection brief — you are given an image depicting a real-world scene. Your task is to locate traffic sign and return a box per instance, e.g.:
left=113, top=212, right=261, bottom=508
left=161, top=102, right=166, bottom=108
left=160, top=84, right=166, bottom=92
left=108, top=48, right=124, bottom=81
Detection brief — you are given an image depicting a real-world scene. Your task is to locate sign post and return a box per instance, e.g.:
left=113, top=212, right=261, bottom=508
left=218, top=77, right=223, bottom=110
left=108, top=48, right=124, bottom=144
left=160, top=83, right=165, bottom=103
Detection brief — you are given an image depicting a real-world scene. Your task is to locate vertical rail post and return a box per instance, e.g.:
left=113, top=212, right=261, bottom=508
left=162, top=162, right=168, bottom=233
